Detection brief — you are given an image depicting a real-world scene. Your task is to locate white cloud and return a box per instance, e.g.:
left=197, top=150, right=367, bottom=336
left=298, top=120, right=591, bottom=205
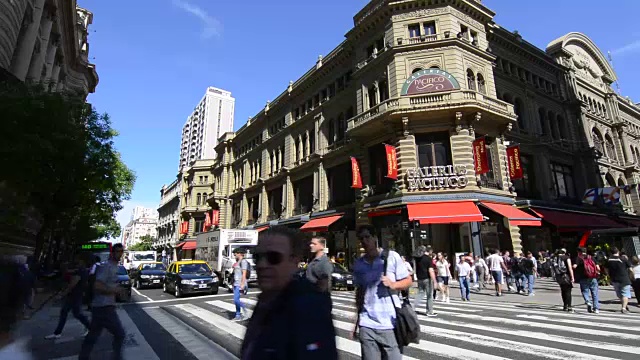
left=611, top=39, right=640, bottom=56
left=172, top=0, right=222, bottom=39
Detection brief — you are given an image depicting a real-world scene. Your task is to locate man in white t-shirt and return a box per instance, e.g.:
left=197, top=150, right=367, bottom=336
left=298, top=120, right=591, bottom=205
left=487, top=249, right=508, bottom=296
left=456, top=255, right=472, bottom=301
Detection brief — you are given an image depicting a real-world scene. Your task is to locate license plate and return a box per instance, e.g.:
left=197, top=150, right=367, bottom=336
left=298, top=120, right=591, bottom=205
left=198, top=284, right=207, bottom=289
left=347, top=280, right=353, bottom=285
left=153, top=280, right=160, bottom=283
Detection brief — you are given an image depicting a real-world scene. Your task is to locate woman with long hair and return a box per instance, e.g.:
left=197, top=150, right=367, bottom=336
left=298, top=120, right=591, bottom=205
left=435, top=252, right=451, bottom=303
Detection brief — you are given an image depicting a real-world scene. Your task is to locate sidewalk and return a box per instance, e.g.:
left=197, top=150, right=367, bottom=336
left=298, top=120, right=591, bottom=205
left=441, top=277, right=640, bottom=314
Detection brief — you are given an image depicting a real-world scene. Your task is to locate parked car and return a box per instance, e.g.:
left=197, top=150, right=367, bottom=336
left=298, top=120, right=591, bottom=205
left=331, top=262, right=354, bottom=291
left=163, top=260, right=219, bottom=298
left=130, top=262, right=166, bottom=289
left=116, top=265, right=132, bottom=302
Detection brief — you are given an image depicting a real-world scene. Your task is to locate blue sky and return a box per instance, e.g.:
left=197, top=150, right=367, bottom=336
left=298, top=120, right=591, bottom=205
left=82, top=0, right=640, bottom=231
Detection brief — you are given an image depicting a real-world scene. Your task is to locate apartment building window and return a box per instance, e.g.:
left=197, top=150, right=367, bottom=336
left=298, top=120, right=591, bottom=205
left=416, top=133, right=451, bottom=168
left=202, top=193, right=208, bottom=203
left=514, top=98, right=526, bottom=131
left=302, top=133, right=308, bottom=158
left=424, top=21, right=436, bottom=35
left=379, top=79, right=389, bottom=102
left=538, top=108, right=547, bottom=136
left=248, top=196, right=259, bottom=224
left=267, top=187, right=283, bottom=220
left=476, top=137, right=500, bottom=189
left=314, top=94, right=320, bottom=107
left=367, top=44, right=375, bottom=58
left=194, top=218, right=204, bottom=233
left=460, top=24, right=469, bottom=39
left=369, top=143, right=395, bottom=195
left=408, top=24, right=421, bottom=38
left=513, top=155, right=536, bottom=198
left=467, top=69, right=476, bottom=91
left=309, top=131, right=315, bottom=154
left=477, top=73, right=486, bottom=94
left=294, top=108, right=300, bottom=120
left=550, top=163, right=575, bottom=198
left=327, top=162, right=355, bottom=208
left=329, top=83, right=336, bottom=97
left=232, top=200, right=242, bottom=225
left=295, top=137, right=301, bottom=162
left=293, top=176, right=314, bottom=215
left=321, top=88, right=328, bottom=101
left=307, top=99, right=313, bottom=112
left=368, top=84, right=378, bottom=108
left=196, top=193, right=202, bottom=206
left=376, top=37, right=385, bottom=52
left=336, top=113, right=346, bottom=142
left=327, top=118, right=335, bottom=146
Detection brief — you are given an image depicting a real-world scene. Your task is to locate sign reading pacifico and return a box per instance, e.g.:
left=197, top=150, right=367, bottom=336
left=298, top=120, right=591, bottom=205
left=401, top=69, right=461, bottom=96
left=406, top=165, right=468, bottom=191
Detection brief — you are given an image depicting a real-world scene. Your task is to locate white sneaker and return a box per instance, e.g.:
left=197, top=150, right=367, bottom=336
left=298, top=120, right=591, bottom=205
left=446, top=296, right=450, bottom=304
left=45, top=334, right=61, bottom=340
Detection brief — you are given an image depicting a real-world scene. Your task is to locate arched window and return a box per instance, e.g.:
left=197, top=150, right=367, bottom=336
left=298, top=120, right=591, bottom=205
left=301, top=133, right=308, bottom=158
left=327, top=118, right=335, bottom=145
left=477, top=73, right=486, bottom=94
left=203, top=193, right=207, bottom=203
left=514, top=98, right=526, bottom=130
left=605, top=134, right=617, bottom=163
left=196, top=193, right=202, bottom=206
left=295, top=137, right=301, bottom=162
left=592, top=128, right=604, bottom=155
left=466, top=69, right=476, bottom=91
left=538, top=108, right=547, bottom=135
left=429, top=65, right=440, bottom=69
left=270, top=151, right=275, bottom=173
left=412, top=68, right=423, bottom=74
left=605, top=173, right=616, bottom=187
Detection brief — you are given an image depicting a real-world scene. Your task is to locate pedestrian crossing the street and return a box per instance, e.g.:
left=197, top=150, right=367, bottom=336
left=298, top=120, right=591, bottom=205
left=145, top=290, right=640, bottom=360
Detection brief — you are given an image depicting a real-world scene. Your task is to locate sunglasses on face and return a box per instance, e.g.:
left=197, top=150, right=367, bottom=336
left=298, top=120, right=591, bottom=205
left=254, top=251, right=287, bottom=265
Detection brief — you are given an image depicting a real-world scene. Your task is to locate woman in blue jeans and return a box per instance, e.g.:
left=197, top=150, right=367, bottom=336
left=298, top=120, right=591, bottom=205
left=456, top=255, right=472, bottom=301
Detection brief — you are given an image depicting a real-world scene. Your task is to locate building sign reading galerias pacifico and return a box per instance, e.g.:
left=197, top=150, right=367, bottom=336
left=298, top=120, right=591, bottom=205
left=406, top=165, right=468, bottom=191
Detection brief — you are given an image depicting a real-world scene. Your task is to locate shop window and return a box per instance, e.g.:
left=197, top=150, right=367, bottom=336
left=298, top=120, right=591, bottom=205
left=550, top=163, right=575, bottom=199
left=477, top=137, right=501, bottom=190
left=416, top=132, right=451, bottom=168
left=512, top=155, right=537, bottom=198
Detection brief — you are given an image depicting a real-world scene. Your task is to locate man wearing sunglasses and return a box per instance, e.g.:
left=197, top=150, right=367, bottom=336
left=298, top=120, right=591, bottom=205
left=241, top=226, right=337, bottom=360
left=352, top=225, right=413, bottom=360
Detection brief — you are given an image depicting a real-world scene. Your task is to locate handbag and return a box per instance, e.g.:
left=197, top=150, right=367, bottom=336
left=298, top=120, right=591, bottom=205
left=382, top=250, right=421, bottom=347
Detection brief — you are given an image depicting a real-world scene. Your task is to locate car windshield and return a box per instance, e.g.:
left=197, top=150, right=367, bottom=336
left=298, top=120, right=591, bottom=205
left=141, top=263, right=166, bottom=271
left=133, top=253, right=156, bottom=261
left=179, top=263, right=211, bottom=274
left=333, top=263, right=349, bottom=273
left=117, top=266, right=128, bottom=275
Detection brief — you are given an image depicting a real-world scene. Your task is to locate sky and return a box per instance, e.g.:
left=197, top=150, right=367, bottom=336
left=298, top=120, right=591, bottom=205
left=81, top=0, right=640, bottom=234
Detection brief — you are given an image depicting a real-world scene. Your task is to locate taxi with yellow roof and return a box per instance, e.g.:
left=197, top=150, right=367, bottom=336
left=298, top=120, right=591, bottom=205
left=163, top=260, right=219, bottom=297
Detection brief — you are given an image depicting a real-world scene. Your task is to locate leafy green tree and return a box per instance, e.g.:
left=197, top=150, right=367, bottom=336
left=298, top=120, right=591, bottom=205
left=0, top=82, right=135, bottom=261
left=128, top=235, right=154, bottom=251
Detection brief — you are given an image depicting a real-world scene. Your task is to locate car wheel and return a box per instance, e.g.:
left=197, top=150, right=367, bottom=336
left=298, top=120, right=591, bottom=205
left=211, top=286, right=219, bottom=295
left=175, top=286, right=182, bottom=298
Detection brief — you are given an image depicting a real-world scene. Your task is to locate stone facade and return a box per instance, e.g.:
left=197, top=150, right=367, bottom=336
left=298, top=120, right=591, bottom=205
left=203, top=0, right=640, bottom=258
left=179, top=159, right=215, bottom=239
left=0, top=0, right=98, bottom=97
left=155, top=178, right=181, bottom=250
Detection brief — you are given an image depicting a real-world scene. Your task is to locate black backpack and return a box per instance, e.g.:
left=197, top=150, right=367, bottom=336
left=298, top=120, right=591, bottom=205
left=241, top=259, right=252, bottom=280
left=382, top=250, right=420, bottom=347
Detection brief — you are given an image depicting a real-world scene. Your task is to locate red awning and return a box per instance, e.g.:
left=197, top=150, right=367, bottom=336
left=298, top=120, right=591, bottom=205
left=367, top=209, right=402, bottom=218
left=480, top=202, right=541, bottom=227
left=256, top=226, right=269, bottom=232
left=300, top=215, right=343, bottom=232
left=407, top=202, right=483, bottom=224
left=530, top=207, right=624, bottom=230
left=180, top=241, right=197, bottom=250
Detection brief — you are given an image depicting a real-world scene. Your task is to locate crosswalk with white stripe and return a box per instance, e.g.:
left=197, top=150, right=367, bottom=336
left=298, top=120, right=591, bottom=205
left=145, top=291, right=640, bottom=360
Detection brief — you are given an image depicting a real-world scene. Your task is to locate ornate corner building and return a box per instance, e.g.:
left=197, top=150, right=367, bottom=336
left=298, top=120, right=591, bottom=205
left=0, top=0, right=98, bottom=96
left=178, top=0, right=640, bottom=262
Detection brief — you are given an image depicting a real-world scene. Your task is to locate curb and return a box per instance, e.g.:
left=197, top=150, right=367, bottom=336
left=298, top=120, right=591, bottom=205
left=25, top=287, right=64, bottom=319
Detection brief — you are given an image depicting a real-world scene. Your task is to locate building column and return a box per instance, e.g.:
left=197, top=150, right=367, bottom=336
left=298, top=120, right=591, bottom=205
left=0, top=0, right=29, bottom=69
left=49, top=62, right=61, bottom=90
left=284, top=175, right=293, bottom=218
left=318, top=162, right=328, bottom=210
left=43, top=35, right=59, bottom=82
left=615, top=128, right=632, bottom=165
left=396, top=117, right=417, bottom=191
left=507, top=222, right=523, bottom=255
left=26, top=8, right=54, bottom=82
left=305, top=130, right=310, bottom=158
left=260, top=185, right=268, bottom=223
left=10, top=0, right=46, bottom=81
left=450, top=112, right=478, bottom=187
left=241, top=193, right=248, bottom=227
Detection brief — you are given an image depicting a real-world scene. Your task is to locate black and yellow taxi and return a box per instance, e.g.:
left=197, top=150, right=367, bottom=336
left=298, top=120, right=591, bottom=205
left=163, top=260, right=219, bottom=298
left=130, top=262, right=166, bottom=289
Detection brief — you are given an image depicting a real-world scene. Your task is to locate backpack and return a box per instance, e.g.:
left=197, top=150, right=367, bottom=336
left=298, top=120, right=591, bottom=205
left=550, top=256, right=570, bottom=284
left=583, top=256, right=598, bottom=279
left=511, top=257, right=523, bottom=273
left=241, top=259, right=252, bottom=280
left=382, top=250, right=420, bottom=347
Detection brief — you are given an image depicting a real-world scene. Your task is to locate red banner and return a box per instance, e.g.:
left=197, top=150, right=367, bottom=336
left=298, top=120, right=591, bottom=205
left=350, top=157, right=363, bottom=189
left=204, top=212, right=211, bottom=231
left=211, top=210, right=220, bottom=226
left=472, top=137, right=489, bottom=175
left=180, top=221, right=189, bottom=235
left=506, top=145, right=523, bottom=180
left=384, top=144, right=398, bottom=180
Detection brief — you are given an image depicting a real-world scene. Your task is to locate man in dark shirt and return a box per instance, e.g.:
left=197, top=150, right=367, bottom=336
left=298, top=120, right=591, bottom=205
left=413, top=245, right=437, bottom=316
left=45, top=254, right=91, bottom=339
left=307, top=236, right=333, bottom=293
left=242, top=226, right=337, bottom=360
left=606, top=247, right=633, bottom=314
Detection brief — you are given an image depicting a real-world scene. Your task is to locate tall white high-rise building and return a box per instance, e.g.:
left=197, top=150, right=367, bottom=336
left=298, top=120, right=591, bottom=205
left=130, top=206, right=157, bottom=221
left=121, top=206, right=158, bottom=247
left=179, top=87, right=235, bottom=170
